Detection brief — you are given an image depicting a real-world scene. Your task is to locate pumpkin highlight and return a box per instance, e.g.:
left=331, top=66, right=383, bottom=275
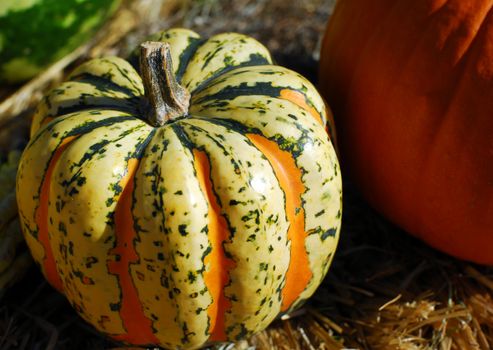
left=17, top=29, right=342, bottom=348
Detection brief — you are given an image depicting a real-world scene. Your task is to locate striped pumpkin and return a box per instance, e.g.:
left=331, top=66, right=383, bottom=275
left=17, top=29, right=342, bottom=349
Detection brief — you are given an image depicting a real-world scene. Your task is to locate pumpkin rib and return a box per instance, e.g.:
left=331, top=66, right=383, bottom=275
left=190, top=100, right=341, bottom=310
left=169, top=123, right=242, bottom=345
left=18, top=112, right=140, bottom=246
left=190, top=100, right=340, bottom=269
left=105, top=129, right=157, bottom=344
left=108, top=157, right=160, bottom=345
left=46, top=120, right=154, bottom=336
left=25, top=114, right=142, bottom=278
left=438, top=0, right=493, bottom=66
left=131, top=126, right=212, bottom=348
left=36, top=135, right=79, bottom=292
left=32, top=82, right=140, bottom=133
left=193, top=149, right=235, bottom=342
left=171, top=123, right=236, bottom=341
left=175, top=37, right=206, bottom=83
left=194, top=81, right=321, bottom=117
left=191, top=66, right=326, bottom=126
left=28, top=113, right=137, bottom=151
left=69, top=73, right=139, bottom=98
left=179, top=119, right=290, bottom=339
left=189, top=58, right=271, bottom=96
left=68, top=56, right=144, bottom=95
left=246, top=134, right=311, bottom=312
left=31, top=56, right=144, bottom=133
left=181, top=33, right=273, bottom=93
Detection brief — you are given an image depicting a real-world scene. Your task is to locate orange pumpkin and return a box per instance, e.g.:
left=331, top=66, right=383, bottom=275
left=319, top=0, right=493, bottom=263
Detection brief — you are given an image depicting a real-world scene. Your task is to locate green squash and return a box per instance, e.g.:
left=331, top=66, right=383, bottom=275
left=0, top=0, right=120, bottom=84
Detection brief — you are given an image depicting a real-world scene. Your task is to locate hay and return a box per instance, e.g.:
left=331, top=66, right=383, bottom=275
left=2, top=0, right=493, bottom=349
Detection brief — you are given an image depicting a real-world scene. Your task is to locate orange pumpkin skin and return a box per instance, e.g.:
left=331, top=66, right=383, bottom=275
left=319, top=0, right=493, bottom=263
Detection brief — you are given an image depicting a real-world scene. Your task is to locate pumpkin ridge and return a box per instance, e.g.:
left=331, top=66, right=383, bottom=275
left=181, top=118, right=294, bottom=338
left=193, top=149, right=235, bottom=341
left=68, top=56, right=144, bottom=96
left=128, top=126, right=211, bottom=347
left=193, top=81, right=284, bottom=104
left=190, top=57, right=271, bottom=96
left=36, top=135, right=79, bottom=292
left=171, top=122, right=235, bottom=341
left=30, top=114, right=137, bottom=146
left=46, top=101, right=140, bottom=121
left=175, top=37, right=206, bottom=83
left=246, top=134, right=311, bottom=312
left=279, top=89, right=324, bottom=126
left=69, top=73, right=138, bottom=97
left=181, top=32, right=272, bottom=93
left=167, top=123, right=231, bottom=344
left=108, top=157, right=159, bottom=345
left=192, top=79, right=325, bottom=125
left=103, top=58, right=144, bottom=95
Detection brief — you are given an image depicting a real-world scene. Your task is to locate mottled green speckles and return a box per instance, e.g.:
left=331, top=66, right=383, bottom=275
left=259, top=262, right=269, bottom=272
left=231, top=323, right=250, bottom=341
left=109, top=302, right=121, bottom=312
left=321, top=228, right=337, bottom=241
left=321, top=191, right=332, bottom=201
left=178, top=224, right=188, bottom=236
left=246, top=234, right=256, bottom=242
left=187, top=271, right=197, bottom=283
left=84, top=256, right=99, bottom=268
left=58, top=221, right=67, bottom=235
left=241, top=209, right=261, bottom=224
left=180, top=322, right=196, bottom=345
left=150, top=144, right=159, bottom=153
left=223, top=55, right=234, bottom=67
left=201, top=46, right=224, bottom=70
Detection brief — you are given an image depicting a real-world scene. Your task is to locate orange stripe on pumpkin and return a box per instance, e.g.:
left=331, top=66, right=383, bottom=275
left=246, top=134, right=312, bottom=312
left=280, top=89, right=323, bottom=126
left=36, top=135, right=78, bottom=292
left=40, top=117, right=54, bottom=127
left=108, top=158, right=159, bottom=345
left=193, top=149, right=235, bottom=341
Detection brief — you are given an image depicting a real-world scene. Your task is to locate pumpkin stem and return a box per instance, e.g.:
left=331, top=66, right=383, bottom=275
left=140, top=41, right=190, bottom=126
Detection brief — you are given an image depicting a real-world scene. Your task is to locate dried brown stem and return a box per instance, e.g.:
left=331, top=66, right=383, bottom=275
left=139, top=41, right=190, bottom=126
